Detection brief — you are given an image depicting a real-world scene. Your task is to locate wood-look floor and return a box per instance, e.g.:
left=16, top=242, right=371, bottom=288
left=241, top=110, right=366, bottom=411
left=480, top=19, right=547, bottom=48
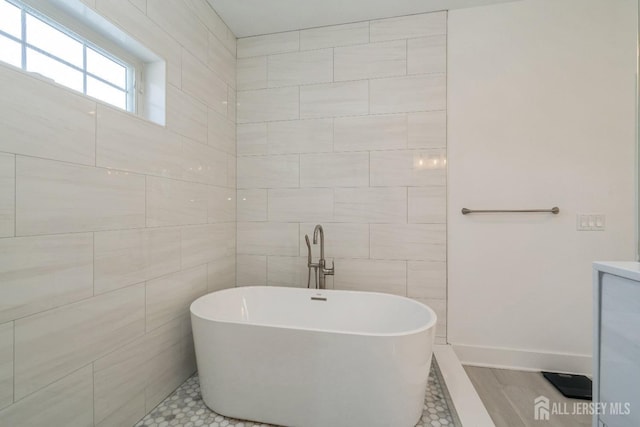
left=464, top=366, right=592, bottom=427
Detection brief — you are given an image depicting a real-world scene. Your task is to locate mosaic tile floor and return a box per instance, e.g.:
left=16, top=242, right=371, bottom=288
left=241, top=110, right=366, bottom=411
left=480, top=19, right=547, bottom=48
left=134, top=361, right=459, bottom=427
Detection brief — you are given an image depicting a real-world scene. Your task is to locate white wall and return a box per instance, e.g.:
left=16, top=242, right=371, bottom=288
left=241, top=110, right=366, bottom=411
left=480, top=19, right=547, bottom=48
left=448, top=0, right=637, bottom=373
left=0, top=1, right=236, bottom=425
left=235, top=13, right=449, bottom=341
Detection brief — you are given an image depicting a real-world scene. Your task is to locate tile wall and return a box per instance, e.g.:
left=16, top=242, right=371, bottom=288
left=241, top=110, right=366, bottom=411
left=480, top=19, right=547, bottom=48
left=0, top=0, right=236, bottom=425
left=236, top=12, right=448, bottom=341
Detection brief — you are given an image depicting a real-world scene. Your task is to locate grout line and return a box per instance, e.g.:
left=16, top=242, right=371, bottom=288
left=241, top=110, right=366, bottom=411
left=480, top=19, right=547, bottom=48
left=144, top=175, right=148, bottom=228
left=13, top=154, right=16, bottom=237
left=12, top=320, right=15, bottom=405
left=94, top=103, right=98, bottom=167
left=91, top=361, right=95, bottom=424
left=406, top=186, right=409, bottom=223
left=444, top=17, right=449, bottom=343
left=368, top=151, right=371, bottom=187
left=405, top=260, right=409, bottom=297
left=332, top=47, right=335, bottom=83
left=92, top=232, right=95, bottom=296
left=144, top=280, right=148, bottom=333
left=405, top=39, right=408, bottom=76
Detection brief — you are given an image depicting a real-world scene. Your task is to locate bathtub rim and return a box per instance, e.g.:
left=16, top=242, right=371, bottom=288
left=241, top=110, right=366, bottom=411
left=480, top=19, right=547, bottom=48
left=190, top=285, right=438, bottom=338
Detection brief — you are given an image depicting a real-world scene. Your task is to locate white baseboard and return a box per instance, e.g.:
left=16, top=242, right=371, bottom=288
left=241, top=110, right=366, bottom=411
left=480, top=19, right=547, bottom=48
left=452, top=343, right=592, bottom=375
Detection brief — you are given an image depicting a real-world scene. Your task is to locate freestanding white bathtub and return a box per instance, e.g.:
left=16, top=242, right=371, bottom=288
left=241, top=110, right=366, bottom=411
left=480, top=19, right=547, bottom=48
left=190, top=286, right=437, bottom=427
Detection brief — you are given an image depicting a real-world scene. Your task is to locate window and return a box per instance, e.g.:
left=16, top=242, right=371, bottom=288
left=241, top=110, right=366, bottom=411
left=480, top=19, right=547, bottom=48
left=0, top=0, right=135, bottom=111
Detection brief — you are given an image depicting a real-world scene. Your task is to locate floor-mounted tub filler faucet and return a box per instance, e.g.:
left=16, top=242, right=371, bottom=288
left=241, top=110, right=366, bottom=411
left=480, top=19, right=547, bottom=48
left=304, top=225, right=335, bottom=289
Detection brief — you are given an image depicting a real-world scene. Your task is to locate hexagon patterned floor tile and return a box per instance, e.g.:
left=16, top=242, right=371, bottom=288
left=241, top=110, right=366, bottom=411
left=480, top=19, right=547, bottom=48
left=134, top=361, right=459, bottom=427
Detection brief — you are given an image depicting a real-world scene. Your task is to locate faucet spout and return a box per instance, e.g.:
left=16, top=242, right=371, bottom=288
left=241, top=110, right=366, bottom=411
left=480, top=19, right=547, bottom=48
left=310, top=225, right=333, bottom=289
left=313, top=225, right=324, bottom=260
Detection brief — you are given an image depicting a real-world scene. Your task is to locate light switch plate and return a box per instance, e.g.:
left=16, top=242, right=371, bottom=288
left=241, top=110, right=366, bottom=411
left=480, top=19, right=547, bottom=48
left=577, top=214, right=605, bottom=231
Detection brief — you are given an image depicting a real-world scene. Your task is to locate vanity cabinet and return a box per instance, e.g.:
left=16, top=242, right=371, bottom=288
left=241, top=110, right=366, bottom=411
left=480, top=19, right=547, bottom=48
left=593, top=262, right=640, bottom=427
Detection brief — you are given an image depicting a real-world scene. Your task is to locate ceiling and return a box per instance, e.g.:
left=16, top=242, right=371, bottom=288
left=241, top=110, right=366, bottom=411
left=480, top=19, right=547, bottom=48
left=207, top=0, right=520, bottom=38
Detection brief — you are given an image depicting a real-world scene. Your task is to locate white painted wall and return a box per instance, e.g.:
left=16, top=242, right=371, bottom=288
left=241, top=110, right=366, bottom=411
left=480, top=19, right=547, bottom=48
left=447, top=0, right=637, bottom=373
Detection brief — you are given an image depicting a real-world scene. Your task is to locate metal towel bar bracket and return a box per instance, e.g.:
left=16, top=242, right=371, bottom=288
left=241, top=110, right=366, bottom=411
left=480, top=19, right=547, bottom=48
left=461, top=207, right=559, bottom=215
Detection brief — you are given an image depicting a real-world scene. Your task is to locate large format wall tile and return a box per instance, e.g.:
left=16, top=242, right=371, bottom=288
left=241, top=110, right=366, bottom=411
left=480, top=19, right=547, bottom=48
left=233, top=11, right=448, bottom=339
left=370, top=224, right=446, bottom=261
left=0, top=234, right=93, bottom=323
left=94, top=228, right=181, bottom=295
left=237, top=222, right=299, bottom=256
left=268, top=48, right=333, bottom=87
left=237, top=123, right=268, bottom=155
left=408, top=261, right=446, bottom=299
left=408, top=111, right=447, bottom=149
left=300, top=81, right=369, bottom=119
left=93, top=315, right=191, bottom=427
left=185, top=0, right=235, bottom=54
left=370, top=12, right=447, bottom=42
left=0, top=365, right=93, bottom=427
left=236, top=255, right=267, bottom=286
left=208, top=186, right=236, bottom=223
left=0, top=322, right=12, bottom=410
left=181, top=138, right=228, bottom=186
left=0, top=0, right=238, bottom=422
left=147, top=0, right=208, bottom=59
left=333, top=187, right=407, bottom=223
left=408, top=36, right=447, bottom=75
left=237, top=87, right=299, bottom=123
left=268, top=119, right=333, bottom=154
left=181, top=224, right=235, bottom=269
left=97, top=394, right=145, bottom=427
left=237, top=189, right=268, bottom=221
left=370, top=149, right=447, bottom=187
left=370, top=75, right=446, bottom=114
left=299, top=223, right=370, bottom=259
left=97, top=105, right=182, bottom=179
left=300, top=152, right=369, bottom=187
left=146, top=177, right=209, bottom=227
left=146, top=265, right=208, bottom=331
left=0, top=65, right=96, bottom=166
left=145, top=334, right=196, bottom=412
left=268, top=188, right=334, bottom=222
left=14, top=284, right=145, bottom=399
left=237, top=155, right=299, bottom=189
left=16, top=157, right=146, bottom=235
left=300, top=22, right=369, bottom=50
left=408, top=187, right=446, bottom=224
left=207, top=32, right=236, bottom=88
left=0, top=154, right=15, bottom=238
left=95, top=0, right=183, bottom=86
left=207, top=256, right=236, bottom=292
left=208, top=109, right=236, bottom=154
left=166, top=85, right=209, bottom=145
left=237, top=31, right=299, bottom=58
left=227, top=89, right=237, bottom=123
left=182, top=49, right=228, bottom=115
left=237, top=57, right=268, bottom=90
left=334, top=40, right=406, bottom=81
left=334, top=259, right=406, bottom=295
left=334, top=114, right=407, bottom=152
left=267, top=256, right=307, bottom=287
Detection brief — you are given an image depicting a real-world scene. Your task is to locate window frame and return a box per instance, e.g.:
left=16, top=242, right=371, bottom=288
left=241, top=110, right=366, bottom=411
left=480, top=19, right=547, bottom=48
left=0, top=0, right=139, bottom=113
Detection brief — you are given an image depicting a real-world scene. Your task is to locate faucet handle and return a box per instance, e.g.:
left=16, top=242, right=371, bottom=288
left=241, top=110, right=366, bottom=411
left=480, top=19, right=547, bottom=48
left=324, top=259, right=335, bottom=275
left=304, top=234, right=313, bottom=266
